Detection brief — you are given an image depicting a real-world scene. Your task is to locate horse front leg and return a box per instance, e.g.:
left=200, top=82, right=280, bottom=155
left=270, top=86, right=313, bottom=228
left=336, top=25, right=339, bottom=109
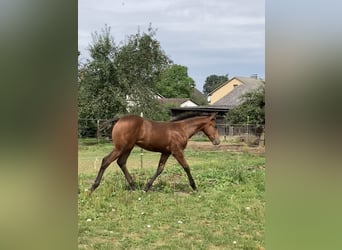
left=144, top=153, right=170, bottom=192
left=172, top=151, right=197, bottom=191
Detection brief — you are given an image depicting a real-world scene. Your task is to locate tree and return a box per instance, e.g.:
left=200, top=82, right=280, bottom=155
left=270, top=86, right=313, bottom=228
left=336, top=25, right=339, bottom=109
left=114, top=25, right=172, bottom=118
left=78, top=26, right=127, bottom=118
left=78, top=26, right=127, bottom=136
left=155, top=64, right=195, bottom=98
left=153, top=103, right=179, bottom=121
left=225, top=85, right=265, bottom=126
left=203, top=74, right=228, bottom=95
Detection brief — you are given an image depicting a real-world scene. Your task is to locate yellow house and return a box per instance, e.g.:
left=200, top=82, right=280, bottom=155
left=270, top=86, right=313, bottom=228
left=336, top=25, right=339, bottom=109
left=208, top=76, right=264, bottom=105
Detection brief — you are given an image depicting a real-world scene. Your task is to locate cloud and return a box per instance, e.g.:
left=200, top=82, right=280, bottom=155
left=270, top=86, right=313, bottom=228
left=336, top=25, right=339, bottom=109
left=78, top=0, right=265, bottom=90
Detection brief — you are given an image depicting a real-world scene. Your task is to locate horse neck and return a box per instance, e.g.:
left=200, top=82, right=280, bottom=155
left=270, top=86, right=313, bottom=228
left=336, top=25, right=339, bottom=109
left=182, top=117, right=208, bottom=138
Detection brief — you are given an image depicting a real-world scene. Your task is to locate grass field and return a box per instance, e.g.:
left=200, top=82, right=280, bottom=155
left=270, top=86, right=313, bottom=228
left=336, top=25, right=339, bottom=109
left=78, top=140, right=265, bottom=249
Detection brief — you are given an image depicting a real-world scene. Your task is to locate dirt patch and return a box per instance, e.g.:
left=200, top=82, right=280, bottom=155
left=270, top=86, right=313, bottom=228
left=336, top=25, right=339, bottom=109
left=186, top=141, right=265, bottom=155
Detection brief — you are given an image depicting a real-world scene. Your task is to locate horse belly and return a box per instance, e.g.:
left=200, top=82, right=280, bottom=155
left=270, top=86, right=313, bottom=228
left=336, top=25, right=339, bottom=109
left=136, top=123, right=172, bottom=153
left=136, top=135, right=171, bottom=153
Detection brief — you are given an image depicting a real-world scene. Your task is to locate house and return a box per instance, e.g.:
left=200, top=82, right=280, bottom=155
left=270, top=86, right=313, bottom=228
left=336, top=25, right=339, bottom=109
left=169, top=76, right=264, bottom=137
left=208, top=76, right=264, bottom=106
left=126, top=90, right=164, bottom=110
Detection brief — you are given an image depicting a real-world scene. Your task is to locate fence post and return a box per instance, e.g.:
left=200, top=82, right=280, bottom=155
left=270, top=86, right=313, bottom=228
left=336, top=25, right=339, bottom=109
left=96, top=119, right=100, bottom=144
left=224, top=120, right=227, bottom=141
left=229, top=125, right=233, bottom=138
left=246, top=116, right=250, bottom=142
left=140, top=112, right=143, bottom=168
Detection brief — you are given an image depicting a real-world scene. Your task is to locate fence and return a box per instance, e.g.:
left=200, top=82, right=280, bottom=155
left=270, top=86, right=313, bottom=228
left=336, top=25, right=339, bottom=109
left=78, top=119, right=265, bottom=146
left=78, top=119, right=105, bottom=138
left=195, top=123, right=264, bottom=146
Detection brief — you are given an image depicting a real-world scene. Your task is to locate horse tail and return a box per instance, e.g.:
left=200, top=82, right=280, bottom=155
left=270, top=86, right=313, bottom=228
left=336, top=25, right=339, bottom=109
left=98, top=117, right=120, bottom=132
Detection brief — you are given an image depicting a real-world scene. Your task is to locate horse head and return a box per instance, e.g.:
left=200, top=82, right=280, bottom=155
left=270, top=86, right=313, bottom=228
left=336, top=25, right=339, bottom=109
left=202, top=113, right=221, bottom=145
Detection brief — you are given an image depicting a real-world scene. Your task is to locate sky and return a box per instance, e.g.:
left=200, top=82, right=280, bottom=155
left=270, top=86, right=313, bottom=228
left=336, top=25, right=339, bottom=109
left=78, top=0, right=265, bottom=92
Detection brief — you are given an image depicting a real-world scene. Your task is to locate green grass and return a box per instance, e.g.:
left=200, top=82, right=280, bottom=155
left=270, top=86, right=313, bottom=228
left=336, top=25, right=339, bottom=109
left=78, top=142, right=265, bottom=249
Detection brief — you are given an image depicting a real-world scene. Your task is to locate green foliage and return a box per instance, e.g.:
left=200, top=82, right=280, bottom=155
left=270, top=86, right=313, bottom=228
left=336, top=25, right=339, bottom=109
left=115, top=26, right=171, bottom=89
left=226, top=85, right=265, bottom=126
left=78, top=26, right=127, bottom=137
left=78, top=25, right=174, bottom=136
left=78, top=24, right=209, bottom=135
left=203, top=74, right=229, bottom=95
left=78, top=145, right=265, bottom=249
left=155, top=64, right=195, bottom=98
left=114, top=25, right=172, bottom=119
left=78, top=26, right=126, bottom=121
left=149, top=103, right=176, bottom=121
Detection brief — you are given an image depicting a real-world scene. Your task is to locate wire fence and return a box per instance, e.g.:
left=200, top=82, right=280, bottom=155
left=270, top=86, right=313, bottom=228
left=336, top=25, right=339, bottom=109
left=78, top=119, right=265, bottom=146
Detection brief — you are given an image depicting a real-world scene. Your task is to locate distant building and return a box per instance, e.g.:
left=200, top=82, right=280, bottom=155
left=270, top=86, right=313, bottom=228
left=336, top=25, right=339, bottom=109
left=160, top=98, right=198, bottom=107
left=126, top=91, right=164, bottom=110
left=170, top=76, right=265, bottom=135
left=208, top=76, right=264, bottom=107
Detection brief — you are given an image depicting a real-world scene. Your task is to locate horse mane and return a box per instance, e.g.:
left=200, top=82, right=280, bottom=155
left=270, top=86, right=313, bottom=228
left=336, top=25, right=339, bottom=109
left=170, top=112, right=211, bottom=122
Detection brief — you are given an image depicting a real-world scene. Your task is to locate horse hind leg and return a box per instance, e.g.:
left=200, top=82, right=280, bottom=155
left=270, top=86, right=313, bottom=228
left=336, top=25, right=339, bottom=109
left=117, top=149, right=135, bottom=190
left=90, top=149, right=120, bottom=193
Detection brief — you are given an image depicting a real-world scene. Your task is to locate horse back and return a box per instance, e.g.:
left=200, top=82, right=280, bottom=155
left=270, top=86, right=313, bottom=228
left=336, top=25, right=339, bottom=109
left=138, top=119, right=187, bottom=152
left=112, top=115, right=186, bottom=153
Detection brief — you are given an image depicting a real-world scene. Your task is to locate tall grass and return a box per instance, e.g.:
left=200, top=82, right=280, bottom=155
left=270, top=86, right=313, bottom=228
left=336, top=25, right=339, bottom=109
left=78, top=144, right=265, bottom=249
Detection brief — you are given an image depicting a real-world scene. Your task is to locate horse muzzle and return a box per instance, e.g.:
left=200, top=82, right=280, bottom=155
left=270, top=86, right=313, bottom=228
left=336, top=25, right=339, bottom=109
left=212, top=138, right=221, bottom=145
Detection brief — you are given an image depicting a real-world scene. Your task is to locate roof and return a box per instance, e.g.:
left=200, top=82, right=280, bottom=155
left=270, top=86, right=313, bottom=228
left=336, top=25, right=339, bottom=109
left=159, top=98, right=196, bottom=105
left=213, top=77, right=264, bottom=107
left=192, top=87, right=205, bottom=98
left=235, top=76, right=265, bottom=86
left=208, top=76, right=264, bottom=96
left=171, top=106, right=230, bottom=113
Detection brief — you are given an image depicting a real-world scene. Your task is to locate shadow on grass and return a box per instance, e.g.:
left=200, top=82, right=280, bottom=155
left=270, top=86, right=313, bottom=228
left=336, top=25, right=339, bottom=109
left=120, top=179, right=193, bottom=193
left=150, top=181, right=193, bottom=193
left=121, top=180, right=145, bottom=191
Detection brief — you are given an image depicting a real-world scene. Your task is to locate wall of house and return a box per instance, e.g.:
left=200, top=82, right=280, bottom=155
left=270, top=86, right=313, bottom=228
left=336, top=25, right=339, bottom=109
left=210, top=78, right=243, bottom=104
left=180, top=100, right=198, bottom=107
